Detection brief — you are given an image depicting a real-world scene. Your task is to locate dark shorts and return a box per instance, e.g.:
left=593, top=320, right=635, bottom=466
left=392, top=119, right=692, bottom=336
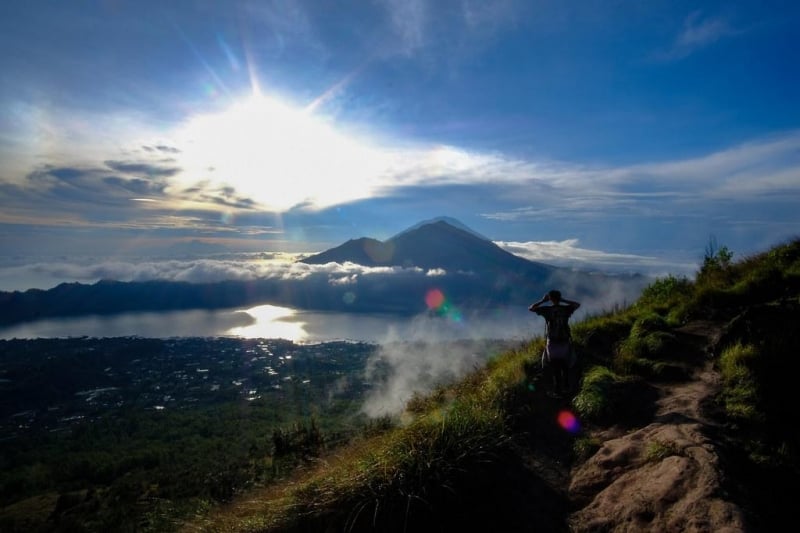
left=545, top=339, right=571, bottom=361
left=542, top=339, right=575, bottom=369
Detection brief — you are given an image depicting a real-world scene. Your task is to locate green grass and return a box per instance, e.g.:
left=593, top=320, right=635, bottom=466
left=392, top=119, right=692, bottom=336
left=718, top=343, right=762, bottom=423
left=199, top=345, right=542, bottom=532
left=645, top=440, right=682, bottom=462
left=572, top=366, right=628, bottom=422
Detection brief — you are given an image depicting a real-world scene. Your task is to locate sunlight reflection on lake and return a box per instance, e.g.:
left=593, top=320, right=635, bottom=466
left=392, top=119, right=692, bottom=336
left=226, top=305, right=309, bottom=341
left=0, top=304, right=540, bottom=343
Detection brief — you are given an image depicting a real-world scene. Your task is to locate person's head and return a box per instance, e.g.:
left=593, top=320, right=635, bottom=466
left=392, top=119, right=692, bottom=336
left=548, top=289, right=562, bottom=304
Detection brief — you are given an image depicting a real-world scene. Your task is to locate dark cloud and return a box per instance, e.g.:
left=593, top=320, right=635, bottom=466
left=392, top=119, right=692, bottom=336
left=183, top=183, right=260, bottom=210
left=23, top=164, right=175, bottom=207
left=26, top=166, right=122, bottom=205
left=103, top=176, right=167, bottom=195
left=206, top=194, right=257, bottom=209
left=142, top=144, right=181, bottom=154
left=155, top=144, right=181, bottom=154
left=27, top=165, right=96, bottom=184
left=104, top=160, right=181, bottom=177
left=47, top=167, right=89, bottom=181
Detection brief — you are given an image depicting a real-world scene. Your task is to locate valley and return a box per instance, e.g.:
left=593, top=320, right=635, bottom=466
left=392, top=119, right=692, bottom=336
left=0, top=335, right=516, bottom=531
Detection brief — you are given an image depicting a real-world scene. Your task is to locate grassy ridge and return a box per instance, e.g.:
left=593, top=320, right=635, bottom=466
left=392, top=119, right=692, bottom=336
left=193, top=344, right=551, bottom=532
left=197, top=238, right=800, bottom=531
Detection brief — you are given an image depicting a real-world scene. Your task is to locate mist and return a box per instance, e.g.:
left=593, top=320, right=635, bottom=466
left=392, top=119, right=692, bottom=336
left=358, top=274, right=648, bottom=418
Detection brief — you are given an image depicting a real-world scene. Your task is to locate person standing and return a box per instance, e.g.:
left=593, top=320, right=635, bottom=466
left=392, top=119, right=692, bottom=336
left=529, top=290, right=581, bottom=396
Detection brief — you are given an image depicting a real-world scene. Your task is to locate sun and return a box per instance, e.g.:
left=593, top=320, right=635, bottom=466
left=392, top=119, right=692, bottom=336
left=173, top=92, right=392, bottom=212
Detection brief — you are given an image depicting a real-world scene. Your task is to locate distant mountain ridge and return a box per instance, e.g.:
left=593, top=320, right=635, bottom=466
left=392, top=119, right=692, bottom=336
left=0, top=219, right=649, bottom=327
left=301, top=219, right=554, bottom=279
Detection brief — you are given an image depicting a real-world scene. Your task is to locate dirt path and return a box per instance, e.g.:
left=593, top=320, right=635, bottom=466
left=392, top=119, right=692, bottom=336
left=566, top=321, right=749, bottom=532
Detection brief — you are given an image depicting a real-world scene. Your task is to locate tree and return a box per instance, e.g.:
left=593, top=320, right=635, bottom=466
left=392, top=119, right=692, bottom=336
left=698, top=236, right=734, bottom=286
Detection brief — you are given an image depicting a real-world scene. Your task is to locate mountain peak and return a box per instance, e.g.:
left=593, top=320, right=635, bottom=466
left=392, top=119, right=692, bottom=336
left=392, top=217, right=489, bottom=241
left=300, top=217, right=552, bottom=278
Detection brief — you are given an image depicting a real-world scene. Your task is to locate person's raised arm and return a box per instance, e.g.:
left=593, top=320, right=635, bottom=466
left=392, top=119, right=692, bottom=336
left=562, top=298, right=581, bottom=310
left=529, top=293, right=550, bottom=312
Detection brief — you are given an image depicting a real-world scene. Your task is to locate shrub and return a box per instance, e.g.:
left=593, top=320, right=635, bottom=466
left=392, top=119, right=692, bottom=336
left=718, top=343, right=762, bottom=423
left=614, top=336, right=649, bottom=374
left=571, top=312, right=635, bottom=367
left=638, top=275, right=694, bottom=313
left=573, top=366, right=623, bottom=421
left=630, top=313, right=671, bottom=338
left=697, top=238, right=734, bottom=289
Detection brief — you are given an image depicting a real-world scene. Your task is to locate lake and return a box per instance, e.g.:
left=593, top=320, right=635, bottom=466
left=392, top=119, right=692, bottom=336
left=0, top=304, right=541, bottom=343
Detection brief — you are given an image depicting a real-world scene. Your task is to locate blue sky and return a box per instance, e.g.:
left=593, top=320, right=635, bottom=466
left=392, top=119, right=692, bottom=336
left=1, top=0, right=799, bottom=286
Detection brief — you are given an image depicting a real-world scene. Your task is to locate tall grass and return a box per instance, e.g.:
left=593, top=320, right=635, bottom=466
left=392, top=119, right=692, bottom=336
left=718, top=343, right=762, bottom=423
left=572, top=366, right=626, bottom=422
left=198, top=344, right=541, bottom=532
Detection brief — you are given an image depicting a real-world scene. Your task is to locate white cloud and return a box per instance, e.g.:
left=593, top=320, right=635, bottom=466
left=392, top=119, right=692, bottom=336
left=0, top=257, right=427, bottom=289
left=381, top=0, right=429, bottom=56
left=4, top=77, right=799, bottom=244
left=656, top=11, right=741, bottom=61
left=677, top=11, right=734, bottom=48
left=495, top=239, right=696, bottom=276
left=481, top=131, right=800, bottom=223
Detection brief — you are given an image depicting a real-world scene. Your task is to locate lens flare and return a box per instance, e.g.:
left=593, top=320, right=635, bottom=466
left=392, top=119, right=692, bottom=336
left=557, top=410, right=581, bottom=433
left=425, top=288, right=446, bottom=310
left=424, top=288, right=464, bottom=323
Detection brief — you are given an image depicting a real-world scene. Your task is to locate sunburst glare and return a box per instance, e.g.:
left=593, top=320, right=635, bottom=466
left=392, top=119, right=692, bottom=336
left=173, top=92, right=394, bottom=212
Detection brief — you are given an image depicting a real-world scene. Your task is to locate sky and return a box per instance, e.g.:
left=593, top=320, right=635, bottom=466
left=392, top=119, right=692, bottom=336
left=1, top=0, right=799, bottom=290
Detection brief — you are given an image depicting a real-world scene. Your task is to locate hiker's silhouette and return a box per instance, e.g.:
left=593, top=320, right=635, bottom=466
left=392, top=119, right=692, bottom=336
left=529, top=290, right=580, bottom=396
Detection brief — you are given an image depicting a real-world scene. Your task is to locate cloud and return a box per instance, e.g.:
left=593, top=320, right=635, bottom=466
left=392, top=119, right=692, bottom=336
left=480, top=132, right=800, bottom=224
left=656, top=11, right=741, bottom=61
left=104, top=160, right=181, bottom=178
left=5, top=126, right=798, bottom=255
left=381, top=0, right=429, bottom=56
left=244, top=0, right=319, bottom=53
left=142, top=144, right=181, bottom=154
left=0, top=257, right=428, bottom=288
left=0, top=152, right=272, bottom=231
left=495, top=239, right=696, bottom=276
left=677, top=12, right=735, bottom=48
left=103, top=176, right=168, bottom=196
left=374, top=0, right=525, bottom=64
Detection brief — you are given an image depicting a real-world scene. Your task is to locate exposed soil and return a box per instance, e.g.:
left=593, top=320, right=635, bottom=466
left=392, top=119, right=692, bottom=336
left=564, top=320, right=749, bottom=532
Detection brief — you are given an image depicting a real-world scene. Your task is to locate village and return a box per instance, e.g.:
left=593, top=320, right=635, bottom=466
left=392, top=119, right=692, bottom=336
left=0, top=336, right=379, bottom=441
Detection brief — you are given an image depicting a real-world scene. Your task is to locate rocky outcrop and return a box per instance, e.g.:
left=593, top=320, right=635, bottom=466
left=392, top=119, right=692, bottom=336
left=568, top=323, right=749, bottom=532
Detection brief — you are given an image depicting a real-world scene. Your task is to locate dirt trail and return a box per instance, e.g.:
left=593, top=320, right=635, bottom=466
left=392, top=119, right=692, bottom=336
left=566, top=321, right=749, bottom=532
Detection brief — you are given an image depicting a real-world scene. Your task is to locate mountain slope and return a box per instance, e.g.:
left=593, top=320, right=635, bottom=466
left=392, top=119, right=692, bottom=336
left=301, top=219, right=554, bottom=278
left=193, top=238, right=800, bottom=532
left=0, top=219, right=646, bottom=325
left=299, top=218, right=645, bottom=312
